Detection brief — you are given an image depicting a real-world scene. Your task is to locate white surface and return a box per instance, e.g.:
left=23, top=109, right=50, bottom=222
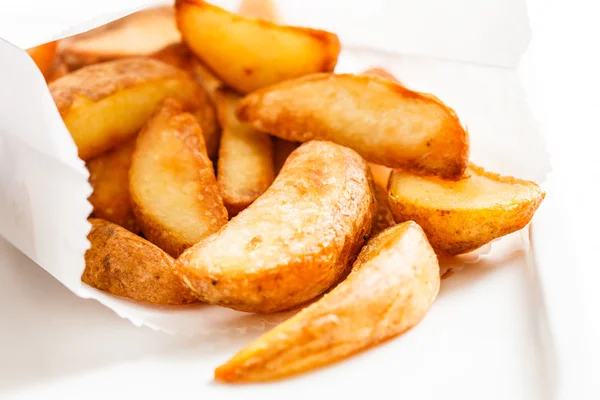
left=0, top=0, right=597, bottom=398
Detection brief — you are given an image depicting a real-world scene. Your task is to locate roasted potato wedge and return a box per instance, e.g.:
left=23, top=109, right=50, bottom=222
left=273, top=138, right=299, bottom=174
left=373, top=184, right=396, bottom=235
left=50, top=57, right=210, bottom=160
left=388, top=164, right=545, bottom=255
left=178, top=141, right=376, bottom=313
left=215, top=89, right=275, bottom=216
left=87, top=138, right=137, bottom=232
left=215, top=221, right=440, bottom=382
left=27, top=41, right=58, bottom=78
left=369, top=163, right=391, bottom=189
left=82, top=218, right=198, bottom=305
left=176, top=0, right=340, bottom=93
left=130, top=99, right=228, bottom=258
left=60, top=6, right=180, bottom=69
left=46, top=57, right=70, bottom=83
left=237, top=73, right=469, bottom=179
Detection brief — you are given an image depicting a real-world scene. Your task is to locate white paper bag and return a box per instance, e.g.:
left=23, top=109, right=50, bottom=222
left=0, top=0, right=551, bottom=335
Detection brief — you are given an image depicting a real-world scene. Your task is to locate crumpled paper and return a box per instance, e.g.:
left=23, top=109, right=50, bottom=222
left=0, top=0, right=550, bottom=335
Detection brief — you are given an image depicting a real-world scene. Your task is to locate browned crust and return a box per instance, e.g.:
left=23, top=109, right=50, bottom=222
left=49, top=57, right=191, bottom=116
left=388, top=164, right=546, bottom=255
left=130, top=99, right=228, bottom=257
left=82, top=218, right=198, bottom=305
left=237, top=73, right=470, bottom=180
left=177, top=141, right=377, bottom=313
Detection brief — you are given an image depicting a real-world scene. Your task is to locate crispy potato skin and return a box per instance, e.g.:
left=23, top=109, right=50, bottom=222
left=388, top=164, right=546, bottom=255
left=178, top=140, right=376, bottom=313
left=82, top=219, right=198, bottom=305
left=130, top=99, right=228, bottom=258
left=27, top=41, right=58, bottom=78
left=87, top=138, right=137, bottom=232
left=60, top=6, right=180, bottom=70
left=176, top=0, right=340, bottom=93
left=215, top=221, right=440, bottom=382
left=373, top=184, right=396, bottom=235
left=273, top=138, right=299, bottom=175
left=46, top=57, right=70, bottom=83
left=50, top=57, right=207, bottom=160
left=237, top=73, right=470, bottom=179
left=216, top=89, right=275, bottom=216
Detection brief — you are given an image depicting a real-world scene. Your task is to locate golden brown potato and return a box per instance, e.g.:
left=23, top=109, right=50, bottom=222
left=238, top=0, right=279, bottom=21
left=60, top=6, right=180, bottom=69
left=50, top=57, right=209, bottom=160
left=46, top=57, right=70, bottom=83
left=215, top=221, right=440, bottom=382
left=82, top=218, right=198, bottom=305
left=27, top=41, right=58, bottom=78
left=362, top=66, right=403, bottom=85
left=87, top=138, right=137, bottom=232
left=178, top=141, right=376, bottom=313
left=388, top=164, right=545, bottom=255
left=237, top=73, right=470, bottom=179
left=369, top=163, right=391, bottom=190
left=215, top=89, right=275, bottom=216
left=176, top=0, right=340, bottom=93
left=130, top=99, right=228, bottom=258
left=273, top=138, right=299, bottom=174
left=373, top=184, right=395, bottom=235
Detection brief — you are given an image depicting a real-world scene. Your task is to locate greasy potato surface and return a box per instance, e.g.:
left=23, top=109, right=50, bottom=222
left=388, top=164, right=545, bottom=255
left=130, top=99, right=227, bottom=257
left=50, top=57, right=205, bottom=160
left=176, top=0, right=340, bottom=93
left=87, top=138, right=137, bottom=232
left=82, top=218, right=198, bottom=305
left=178, top=140, right=376, bottom=313
left=60, top=6, right=180, bottom=69
left=215, top=221, right=440, bottom=382
left=237, top=73, right=470, bottom=179
left=216, top=89, right=275, bottom=216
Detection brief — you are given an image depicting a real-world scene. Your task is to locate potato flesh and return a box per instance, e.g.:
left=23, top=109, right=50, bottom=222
left=216, top=90, right=275, bottom=215
left=178, top=140, right=376, bottom=313
left=87, top=138, right=137, bottom=232
left=215, top=221, right=440, bottom=382
left=130, top=100, right=227, bottom=257
left=237, top=73, right=469, bottom=179
left=388, top=164, right=545, bottom=255
left=176, top=0, right=340, bottom=93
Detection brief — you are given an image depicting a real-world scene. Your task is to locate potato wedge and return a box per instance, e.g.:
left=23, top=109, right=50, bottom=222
left=50, top=57, right=209, bottom=160
left=87, top=138, right=137, bottom=232
left=362, top=66, right=402, bottom=85
left=82, top=218, right=198, bottom=305
left=215, top=221, right=440, bottom=382
left=215, top=89, right=275, bottom=216
left=373, top=184, right=395, bottom=235
left=369, top=163, right=391, bottom=189
left=176, top=0, right=340, bottom=93
left=47, top=57, right=70, bottom=83
left=388, top=164, right=545, bottom=255
left=273, top=138, right=299, bottom=174
left=27, top=41, right=58, bottom=78
left=60, top=6, right=180, bottom=69
left=130, top=99, right=228, bottom=258
left=237, top=73, right=470, bottom=179
left=178, top=140, right=376, bottom=313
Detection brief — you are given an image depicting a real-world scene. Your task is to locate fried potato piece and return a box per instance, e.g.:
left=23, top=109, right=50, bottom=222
left=82, top=218, right=198, bottom=305
left=238, top=0, right=279, bottom=21
left=373, top=184, right=395, bottom=235
left=27, top=41, right=58, bottom=78
left=176, top=0, right=340, bottom=93
left=87, top=138, right=137, bottom=232
left=46, top=57, right=70, bottom=83
left=215, top=221, right=440, bottom=382
left=60, top=6, right=180, bottom=69
left=388, top=164, right=545, bottom=255
left=237, top=73, right=470, bottom=179
left=273, top=138, right=299, bottom=174
left=178, top=141, right=376, bottom=313
left=50, top=57, right=209, bottom=160
left=130, top=99, right=227, bottom=258
left=369, top=163, right=391, bottom=189
left=215, top=89, right=275, bottom=216
left=362, top=66, right=402, bottom=85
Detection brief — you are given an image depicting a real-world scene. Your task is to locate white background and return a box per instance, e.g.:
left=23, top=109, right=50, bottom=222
left=0, top=0, right=598, bottom=398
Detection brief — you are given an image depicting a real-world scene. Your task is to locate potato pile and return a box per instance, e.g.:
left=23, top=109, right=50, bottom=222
left=30, top=0, right=545, bottom=383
